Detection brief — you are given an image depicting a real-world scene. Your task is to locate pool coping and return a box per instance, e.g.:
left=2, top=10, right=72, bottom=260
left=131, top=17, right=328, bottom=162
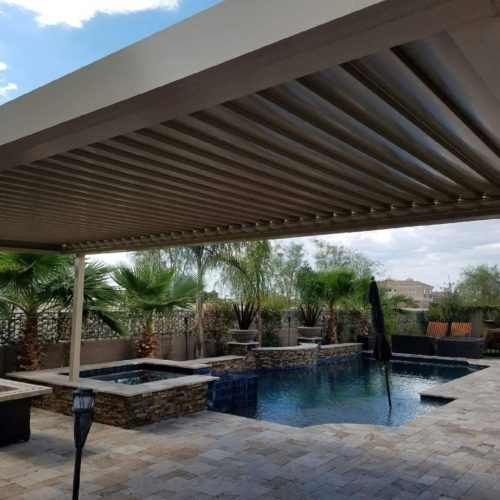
left=7, top=358, right=219, bottom=397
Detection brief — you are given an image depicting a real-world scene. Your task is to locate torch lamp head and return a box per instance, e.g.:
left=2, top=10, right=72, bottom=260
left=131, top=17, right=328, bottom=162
left=72, top=388, right=95, bottom=450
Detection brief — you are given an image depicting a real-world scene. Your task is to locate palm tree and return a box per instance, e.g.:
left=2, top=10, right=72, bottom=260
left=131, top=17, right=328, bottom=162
left=220, top=241, right=272, bottom=344
left=185, top=245, right=231, bottom=358
left=318, top=268, right=356, bottom=344
left=48, top=261, right=125, bottom=335
left=113, top=261, right=198, bottom=358
left=0, top=254, right=125, bottom=370
left=0, top=253, right=72, bottom=370
left=133, top=245, right=232, bottom=358
left=350, top=275, right=372, bottom=337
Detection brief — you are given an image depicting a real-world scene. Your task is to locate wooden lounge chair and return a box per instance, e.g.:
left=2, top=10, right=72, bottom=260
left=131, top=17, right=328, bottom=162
left=426, top=322, right=448, bottom=337
left=450, top=322, right=472, bottom=337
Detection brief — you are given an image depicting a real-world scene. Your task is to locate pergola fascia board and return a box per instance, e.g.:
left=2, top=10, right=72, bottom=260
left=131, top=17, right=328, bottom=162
left=0, top=196, right=497, bottom=255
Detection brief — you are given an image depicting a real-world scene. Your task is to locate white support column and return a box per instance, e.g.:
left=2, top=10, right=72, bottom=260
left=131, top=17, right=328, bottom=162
left=69, top=254, right=86, bottom=382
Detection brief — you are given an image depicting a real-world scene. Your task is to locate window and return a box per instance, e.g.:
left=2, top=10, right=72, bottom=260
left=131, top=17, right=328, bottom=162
left=408, top=287, right=417, bottom=293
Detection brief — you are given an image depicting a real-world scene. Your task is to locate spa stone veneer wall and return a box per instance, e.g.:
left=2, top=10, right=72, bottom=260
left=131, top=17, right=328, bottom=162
left=29, top=380, right=209, bottom=429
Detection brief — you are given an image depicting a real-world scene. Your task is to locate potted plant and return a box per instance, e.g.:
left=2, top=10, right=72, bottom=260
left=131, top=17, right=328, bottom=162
left=297, top=304, right=322, bottom=338
left=230, top=302, right=258, bottom=342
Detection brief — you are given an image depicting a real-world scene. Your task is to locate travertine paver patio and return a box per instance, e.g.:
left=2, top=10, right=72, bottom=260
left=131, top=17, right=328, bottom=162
left=1, top=359, right=499, bottom=499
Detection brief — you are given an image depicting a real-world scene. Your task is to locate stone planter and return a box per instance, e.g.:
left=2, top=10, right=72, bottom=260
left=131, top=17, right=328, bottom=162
left=297, top=326, right=322, bottom=338
left=230, top=329, right=257, bottom=343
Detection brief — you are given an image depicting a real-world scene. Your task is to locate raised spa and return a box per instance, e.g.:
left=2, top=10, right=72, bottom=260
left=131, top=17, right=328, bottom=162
left=77, top=363, right=199, bottom=385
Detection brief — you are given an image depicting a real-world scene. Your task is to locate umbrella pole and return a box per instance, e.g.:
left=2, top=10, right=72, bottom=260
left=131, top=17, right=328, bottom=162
left=383, top=362, right=392, bottom=408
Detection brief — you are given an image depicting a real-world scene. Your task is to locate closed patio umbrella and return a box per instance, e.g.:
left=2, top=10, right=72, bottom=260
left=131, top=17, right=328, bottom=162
left=368, top=277, right=392, bottom=408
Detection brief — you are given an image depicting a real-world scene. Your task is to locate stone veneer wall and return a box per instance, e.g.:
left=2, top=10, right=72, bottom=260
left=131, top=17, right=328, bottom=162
left=29, top=381, right=210, bottom=429
left=318, top=343, right=363, bottom=358
left=252, top=343, right=363, bottom=369
left=207, top=356, right=256, bottom=372
left=255, top=346, right=318, bottom=369
left=224, top=343, right=363, bottom=370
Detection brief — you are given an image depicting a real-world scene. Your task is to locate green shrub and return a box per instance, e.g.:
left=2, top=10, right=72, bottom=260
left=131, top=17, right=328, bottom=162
left=203, top=300, right=235, bottom=355
left=261, top=305, right=282, bottom=347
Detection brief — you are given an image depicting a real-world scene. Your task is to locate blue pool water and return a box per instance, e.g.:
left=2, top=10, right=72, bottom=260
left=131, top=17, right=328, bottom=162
left=229, top=358, right=478, bottom=427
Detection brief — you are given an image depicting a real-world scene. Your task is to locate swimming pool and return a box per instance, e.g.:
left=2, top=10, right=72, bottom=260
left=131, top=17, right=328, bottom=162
left=229, top=358, right=478, bottom=427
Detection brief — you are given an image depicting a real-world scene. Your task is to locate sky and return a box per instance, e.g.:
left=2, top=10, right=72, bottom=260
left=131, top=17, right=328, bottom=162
left=1, top=0, right=499, bottom=290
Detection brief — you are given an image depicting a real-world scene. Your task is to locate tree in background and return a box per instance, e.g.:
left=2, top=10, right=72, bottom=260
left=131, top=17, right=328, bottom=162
left=313, top=240, right=378, bottom=277
left=0, top=253, right=72, bottom=370
left=220, top=241, right=272, bottom=343
left=457, top=264, right=500, bottom=307
left=269, top=242, right=305, bottom=306
left=428, top=282, right=467, bottom=324
left=113, top=261, right=198, bottom=358
left=133, top=248, right=191, bottom=275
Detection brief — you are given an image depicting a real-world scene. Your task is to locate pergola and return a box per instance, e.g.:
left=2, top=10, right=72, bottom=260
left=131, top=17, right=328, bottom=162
left=1, top=0, right=499, bottom=380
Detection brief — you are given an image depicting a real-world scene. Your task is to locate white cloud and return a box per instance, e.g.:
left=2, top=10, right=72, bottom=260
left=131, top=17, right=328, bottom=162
left=0, top=81, right=18, bottom=99
left=473, top=242, right=500, bottom=251
left=0, top=0, right=181, bottom=27
left=0, top=60, right=18, bottom=101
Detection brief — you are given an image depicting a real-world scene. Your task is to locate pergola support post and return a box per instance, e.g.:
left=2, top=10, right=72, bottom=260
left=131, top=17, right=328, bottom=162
left=69, top=254, right=86, bottom=382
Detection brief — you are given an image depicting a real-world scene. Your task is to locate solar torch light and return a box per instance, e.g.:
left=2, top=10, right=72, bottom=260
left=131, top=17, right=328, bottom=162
left=184, top=313, right=189, bottom=360
left=287, top=311, right=292, bottom=346
left=72, top=388, right=96, bottom=500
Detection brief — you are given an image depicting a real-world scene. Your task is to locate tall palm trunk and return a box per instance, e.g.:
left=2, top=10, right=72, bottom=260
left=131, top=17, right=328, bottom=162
left=18, top=313, right=43, bottom=371
left=256, top=296, right=262, bottom=344
left=355, top=316, right=370, bottom=337
left=195, top=260, right=204, bottom=358
left=326, top=307, right=339, bottom=344
left=135, top=325, right=157, bottom=358
left=195, top=295, right=204, bottom=358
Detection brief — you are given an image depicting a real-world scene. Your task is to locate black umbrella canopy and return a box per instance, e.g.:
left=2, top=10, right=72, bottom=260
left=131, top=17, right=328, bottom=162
left=368, top=277, right=392, bottom=408
left=368, top=278, right=392, bottom=362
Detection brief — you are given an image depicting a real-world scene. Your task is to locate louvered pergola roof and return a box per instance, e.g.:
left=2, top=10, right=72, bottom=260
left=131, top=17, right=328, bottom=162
left=1, top=0, right=499, bottom=254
